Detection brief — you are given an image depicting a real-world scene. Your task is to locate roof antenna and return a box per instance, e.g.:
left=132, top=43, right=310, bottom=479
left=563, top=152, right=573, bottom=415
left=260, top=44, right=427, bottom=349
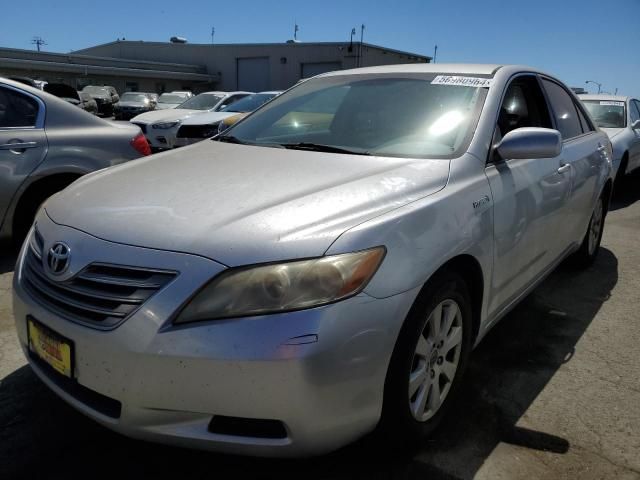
left=294, top=22, right=299, bottom=41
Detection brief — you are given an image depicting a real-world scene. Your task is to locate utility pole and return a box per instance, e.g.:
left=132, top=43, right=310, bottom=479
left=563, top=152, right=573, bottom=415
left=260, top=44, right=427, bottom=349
left=585, top=80, right=602, bottom=94
left=349, top=27, right=356, bottom=52
left=433, top=44, right=438, bottom=63
left=294, top=22, right=299, bottom=41
left=211, top=27, right=215, bottom=45
left=359, top=24, right=365, bottom=67
left=31, top=36, right=46, bottom=52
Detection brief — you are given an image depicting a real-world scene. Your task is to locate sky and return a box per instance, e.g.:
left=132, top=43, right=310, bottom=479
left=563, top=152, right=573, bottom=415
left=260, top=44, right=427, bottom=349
left=1, top=0, right=639, bottom=97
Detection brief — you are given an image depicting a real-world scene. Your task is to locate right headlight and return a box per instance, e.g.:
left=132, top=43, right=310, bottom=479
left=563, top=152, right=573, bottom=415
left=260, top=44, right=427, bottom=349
left=174, top=247, right=385, bottom=324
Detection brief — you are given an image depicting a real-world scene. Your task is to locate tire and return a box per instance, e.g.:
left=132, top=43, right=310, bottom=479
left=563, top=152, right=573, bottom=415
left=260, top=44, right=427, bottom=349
left=571, top=195, right=605, bottom=268
left=378, top=270, right=473, bottom=448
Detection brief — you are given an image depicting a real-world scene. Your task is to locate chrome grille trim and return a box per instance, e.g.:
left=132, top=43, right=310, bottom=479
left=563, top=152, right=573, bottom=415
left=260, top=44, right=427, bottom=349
left=22, top=233, right=177, bottom=330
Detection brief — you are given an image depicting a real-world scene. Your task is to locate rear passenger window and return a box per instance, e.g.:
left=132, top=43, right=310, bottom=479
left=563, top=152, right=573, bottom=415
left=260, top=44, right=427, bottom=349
left=541, top=79, right=583, bottom=140
left=0, top=87, right=39, bottom=128
left=575, top=104, right=593, bottom=133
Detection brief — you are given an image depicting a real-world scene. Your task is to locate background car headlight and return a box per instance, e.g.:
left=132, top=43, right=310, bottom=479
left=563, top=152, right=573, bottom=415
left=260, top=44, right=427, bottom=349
left=174, top=247, right=385, bottom=324
left=152, top=121, right=180, bottom=129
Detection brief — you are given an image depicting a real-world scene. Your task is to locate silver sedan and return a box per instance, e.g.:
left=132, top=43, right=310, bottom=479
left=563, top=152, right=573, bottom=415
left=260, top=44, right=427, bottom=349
left=579, top=94, right=640, bottom=183
left=0, top=77, right=150, bottom=244
left=13, top=64, right=612, bottom=457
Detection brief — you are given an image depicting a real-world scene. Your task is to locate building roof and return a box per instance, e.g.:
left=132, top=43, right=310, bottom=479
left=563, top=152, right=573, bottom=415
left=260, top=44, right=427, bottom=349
left=0, top=46, right=217, bottom=82
left=73, top=40, right=431, bottom=61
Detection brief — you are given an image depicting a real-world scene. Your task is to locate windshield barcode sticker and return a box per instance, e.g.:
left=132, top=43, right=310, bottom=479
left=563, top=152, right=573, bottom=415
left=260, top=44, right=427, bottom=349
left=600, top=101, right=625, bottom=107
left=431, top=75, right=493, bottom=88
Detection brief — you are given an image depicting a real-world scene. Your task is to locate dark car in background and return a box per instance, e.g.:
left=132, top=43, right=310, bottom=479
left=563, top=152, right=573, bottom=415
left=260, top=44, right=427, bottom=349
left=0, top=77, right=150, bottom=243
left=114, top=92, right=156, bottom=120
left=78, top=91, right=98, bottom=115
left=82, top=85, right=119, bottom=117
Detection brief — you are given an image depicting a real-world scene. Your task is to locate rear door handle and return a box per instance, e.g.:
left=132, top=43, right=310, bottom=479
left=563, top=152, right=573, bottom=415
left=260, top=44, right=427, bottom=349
left=557, top=164, right=571, bottom=174
left=0, top=141, right=38, bottom=150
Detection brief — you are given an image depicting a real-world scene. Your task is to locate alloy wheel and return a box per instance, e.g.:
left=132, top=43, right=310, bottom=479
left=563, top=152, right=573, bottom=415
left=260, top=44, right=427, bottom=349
left=408, top=299, right=463, bottom=422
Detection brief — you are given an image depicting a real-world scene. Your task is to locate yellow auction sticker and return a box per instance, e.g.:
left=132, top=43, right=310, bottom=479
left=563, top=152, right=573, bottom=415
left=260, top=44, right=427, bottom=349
left=28, top=319, right=73, bottom=378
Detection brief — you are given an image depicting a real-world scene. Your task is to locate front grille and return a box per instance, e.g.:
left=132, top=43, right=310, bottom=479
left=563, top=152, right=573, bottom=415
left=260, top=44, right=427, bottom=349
left=22, top=235, right=177, bottom=329
left=177, top=123, right=217, bottom=138
left=132, top=122, right=147, bottom=133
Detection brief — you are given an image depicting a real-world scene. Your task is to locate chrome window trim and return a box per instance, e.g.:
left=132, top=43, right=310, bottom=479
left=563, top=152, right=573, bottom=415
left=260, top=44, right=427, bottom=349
left=0, top=83, right=46, bottom=131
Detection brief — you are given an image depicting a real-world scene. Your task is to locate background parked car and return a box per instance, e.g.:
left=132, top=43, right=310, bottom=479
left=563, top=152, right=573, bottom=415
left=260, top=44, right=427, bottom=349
left=175, top=91, right=281, bottom=146
left=82, top=85, right=119, bottom=117
left=114, top=92, right=156, bottom=120
left=155, top=91, right=193, bottom=110
left=78, top=91, right=98, bottom=115
left=131, top=91, right=251, bottom=149
left=0, top=77, right=150, bottom=244
left=579, top=94, right=640, bottom=184
left=216, top=91, right=283, bottom=135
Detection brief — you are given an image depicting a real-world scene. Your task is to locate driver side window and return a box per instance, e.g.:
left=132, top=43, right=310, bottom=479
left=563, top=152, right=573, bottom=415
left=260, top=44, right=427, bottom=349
left=492, top=76, right=552, bottom=161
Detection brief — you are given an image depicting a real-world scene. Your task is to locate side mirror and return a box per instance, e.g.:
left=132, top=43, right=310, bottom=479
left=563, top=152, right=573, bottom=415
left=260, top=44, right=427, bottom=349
left=632, top=119, right=640, bottom=130
left=496, top=127, right=562, bottom=160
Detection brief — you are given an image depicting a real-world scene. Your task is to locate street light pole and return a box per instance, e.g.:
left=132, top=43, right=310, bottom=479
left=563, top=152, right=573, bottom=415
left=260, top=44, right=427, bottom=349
left=585, top=80, right=602, bottom=94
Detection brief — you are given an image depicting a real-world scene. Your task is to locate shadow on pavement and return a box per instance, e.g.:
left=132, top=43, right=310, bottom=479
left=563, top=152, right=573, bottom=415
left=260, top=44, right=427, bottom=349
left=0, top=249, right=618, bottom=480
left=0, top=244, right=18, bottom=275
left=610, top=170, right=640, bottom=211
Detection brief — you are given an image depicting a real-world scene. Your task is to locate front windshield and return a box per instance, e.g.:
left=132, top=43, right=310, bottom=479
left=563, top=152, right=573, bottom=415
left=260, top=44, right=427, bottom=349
left=582, top=100, right=626, bottom=128
left=83, top=86, right=109, bottom=95
left=178, top=93, right=224, bottom=110
left=226, top=93, right=278, bottom=113
left=120, top=93, right=149, bottom=103
left=220, top=74, right=487, bottom=158
left=159, top=93, right=188, bottom=104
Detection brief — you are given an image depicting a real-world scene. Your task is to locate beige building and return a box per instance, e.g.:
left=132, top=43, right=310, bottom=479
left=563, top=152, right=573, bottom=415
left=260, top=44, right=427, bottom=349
left=1, top=40, right=430, bottom=94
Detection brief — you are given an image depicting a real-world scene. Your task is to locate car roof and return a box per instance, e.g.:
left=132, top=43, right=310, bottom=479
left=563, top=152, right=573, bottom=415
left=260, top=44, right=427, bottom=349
left=578, top=94, right=633, bottom=102
left=319, top=63, right=505, bottom=77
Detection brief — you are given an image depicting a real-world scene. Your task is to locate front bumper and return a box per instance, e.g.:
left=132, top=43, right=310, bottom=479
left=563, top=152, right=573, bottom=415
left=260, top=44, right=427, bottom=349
left=12, top=214, right=417, bottom=456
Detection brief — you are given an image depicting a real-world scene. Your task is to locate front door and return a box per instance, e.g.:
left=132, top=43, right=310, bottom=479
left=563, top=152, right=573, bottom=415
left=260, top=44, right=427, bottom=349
left=486, top=75, right=572, bottom=315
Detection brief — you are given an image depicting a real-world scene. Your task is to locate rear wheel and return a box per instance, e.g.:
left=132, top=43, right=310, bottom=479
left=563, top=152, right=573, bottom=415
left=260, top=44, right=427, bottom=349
left=571, top=196, right=605, bottom=268
left=378, top=271, right=473, bottom=446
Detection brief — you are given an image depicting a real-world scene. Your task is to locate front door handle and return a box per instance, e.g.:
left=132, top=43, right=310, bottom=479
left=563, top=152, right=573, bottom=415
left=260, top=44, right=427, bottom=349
left=557, top=164, right=571, bottom=174
left=0, top=141, right=38, bottom=150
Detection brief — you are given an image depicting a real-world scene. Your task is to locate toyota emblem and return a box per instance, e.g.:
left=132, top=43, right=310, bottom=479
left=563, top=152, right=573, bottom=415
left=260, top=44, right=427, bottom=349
left=47, top=242, right=71, bottom=275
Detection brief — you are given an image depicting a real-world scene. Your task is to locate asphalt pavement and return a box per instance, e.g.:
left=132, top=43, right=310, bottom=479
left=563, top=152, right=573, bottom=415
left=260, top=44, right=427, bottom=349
left=1, top=174, right=639, bottom=480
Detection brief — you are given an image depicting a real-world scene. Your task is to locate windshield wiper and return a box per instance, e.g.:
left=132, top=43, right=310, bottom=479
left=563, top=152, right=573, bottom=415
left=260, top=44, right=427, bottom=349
left=215, top=135, right=249, bottom=145
left=278, top=142, right=371, bottom=156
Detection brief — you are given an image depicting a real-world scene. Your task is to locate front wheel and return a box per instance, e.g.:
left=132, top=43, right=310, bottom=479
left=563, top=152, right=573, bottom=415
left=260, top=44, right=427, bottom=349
left=378, top=271, right=473, bottom=446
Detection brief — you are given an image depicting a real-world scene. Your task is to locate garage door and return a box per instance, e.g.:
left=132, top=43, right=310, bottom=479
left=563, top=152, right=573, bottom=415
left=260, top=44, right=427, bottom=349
left=301, top=62, right=342, bottom=79
left=237, top=57, right=270, bottom=92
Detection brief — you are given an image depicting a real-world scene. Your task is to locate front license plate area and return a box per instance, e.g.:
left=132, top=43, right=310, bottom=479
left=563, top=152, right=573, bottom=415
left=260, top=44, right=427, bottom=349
left=27, top=317, right=74, bottom=378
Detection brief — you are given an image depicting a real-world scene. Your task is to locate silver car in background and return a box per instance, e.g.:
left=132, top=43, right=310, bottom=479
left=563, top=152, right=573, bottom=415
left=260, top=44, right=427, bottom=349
left=13, top=64, right=611, bottom=457
left=579, top=94, right=640, bottom=183
left=0, top=77, right=150, bottom=244
left=154, top=91, right=193, bottom=110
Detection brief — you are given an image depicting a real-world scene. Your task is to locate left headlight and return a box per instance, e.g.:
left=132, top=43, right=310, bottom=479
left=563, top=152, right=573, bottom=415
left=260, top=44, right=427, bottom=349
left=174, top=247, right=386, bottom=324
left=152, top=121, right=180, bottom=130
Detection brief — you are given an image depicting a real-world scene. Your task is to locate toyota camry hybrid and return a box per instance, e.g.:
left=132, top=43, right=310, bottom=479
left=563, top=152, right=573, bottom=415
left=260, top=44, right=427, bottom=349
left=13, top=64, right=612, bottom=457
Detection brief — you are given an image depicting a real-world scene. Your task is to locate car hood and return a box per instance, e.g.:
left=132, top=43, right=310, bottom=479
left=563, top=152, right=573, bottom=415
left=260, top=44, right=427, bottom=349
left=601, top=128, right=625, bottom=140
left=156, top=103, right=181, bottom=110
left=118, top=101, right=148, bottom=108
left=45, top=141, right=450, bottom=266
left=131, top=108, right=201, bottom=124
left=180, top=111, right=236, bottom=126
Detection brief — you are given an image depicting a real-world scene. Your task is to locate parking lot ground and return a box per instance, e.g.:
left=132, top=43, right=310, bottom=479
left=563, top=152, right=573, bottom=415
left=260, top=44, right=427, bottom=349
left=1, top=174, right=639, bottom=480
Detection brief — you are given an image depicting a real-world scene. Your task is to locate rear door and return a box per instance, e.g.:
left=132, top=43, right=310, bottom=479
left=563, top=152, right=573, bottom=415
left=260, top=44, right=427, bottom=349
left=485, top=74, right=572, bottom=314
left=540, top=77, right=606, bottom=245
left=0, top=84, right=48, bottom=228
